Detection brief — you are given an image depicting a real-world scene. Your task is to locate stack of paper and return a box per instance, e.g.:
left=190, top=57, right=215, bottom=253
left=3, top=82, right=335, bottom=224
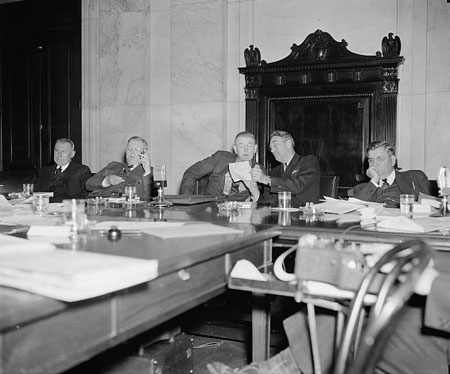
left=0, top=247, right=158, bottom=302
left=376, top=216, right=450, bottom=233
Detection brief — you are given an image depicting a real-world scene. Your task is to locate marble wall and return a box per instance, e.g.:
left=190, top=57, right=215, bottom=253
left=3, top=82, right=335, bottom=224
left=82, top=0, right=450, bottom=192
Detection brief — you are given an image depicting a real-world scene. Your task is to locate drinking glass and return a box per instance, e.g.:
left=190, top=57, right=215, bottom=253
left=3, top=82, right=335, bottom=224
left=63, top=199, right=88, bottom=234
left=22, top=183, right=34, bottom=198
left=124, top=186, right=137, bottom=202
left=152, top=164, right=172, bottom=207
left=399, top=194, right=414, bottom=216
left=278, top=191, right=292, bottom=209
left=32, top=193, right=50, bottom=216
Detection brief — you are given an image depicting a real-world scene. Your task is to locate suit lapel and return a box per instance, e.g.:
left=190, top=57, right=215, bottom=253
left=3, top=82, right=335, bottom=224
left=283, top=153, right=299, bottom=176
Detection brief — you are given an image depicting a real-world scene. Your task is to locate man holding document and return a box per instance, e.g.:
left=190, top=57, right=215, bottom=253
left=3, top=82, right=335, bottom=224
left=250, top=130, right=320, bottom=206
left=353, top=141, right=431, bottom=205
left=180, top=131, right=260, bottom=201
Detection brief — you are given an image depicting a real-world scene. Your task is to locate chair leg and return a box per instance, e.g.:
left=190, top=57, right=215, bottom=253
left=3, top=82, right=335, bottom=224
left=307, top=302, right=322, bottom=374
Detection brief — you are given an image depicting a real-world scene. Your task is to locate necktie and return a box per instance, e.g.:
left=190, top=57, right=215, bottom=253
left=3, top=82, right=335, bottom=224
left=284, top=163, right=288, bottom=172
left=381, top=178, right=389, bottom=189
left=55, top=167, right=62, bottom=175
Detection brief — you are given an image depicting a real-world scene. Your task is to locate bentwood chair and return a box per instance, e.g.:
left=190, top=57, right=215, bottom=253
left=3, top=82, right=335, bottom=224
left=334, top=239, right=433, bottom=374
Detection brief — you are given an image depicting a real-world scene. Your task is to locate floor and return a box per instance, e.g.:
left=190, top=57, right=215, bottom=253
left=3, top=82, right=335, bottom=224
left=193, top=335, right=250, bottom=374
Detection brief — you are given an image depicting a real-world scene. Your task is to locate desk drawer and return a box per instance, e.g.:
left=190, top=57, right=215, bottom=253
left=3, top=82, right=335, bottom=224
left=117, top=256, right=226, bottom=334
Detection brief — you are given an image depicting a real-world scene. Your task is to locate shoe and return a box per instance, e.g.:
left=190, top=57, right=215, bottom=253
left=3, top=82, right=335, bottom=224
left=206, top=347, right=302, bottom=374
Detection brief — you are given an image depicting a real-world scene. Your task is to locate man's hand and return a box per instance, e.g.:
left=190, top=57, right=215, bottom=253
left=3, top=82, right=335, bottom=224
left=366, top=166, right=380, bottom=184
left=250, top=165, right=271, bottom=185
left=139, top=151, right=151, bottom=176
left=103, top=175, right=125, bottom=187
left=242, top=180, right=260, bottom=202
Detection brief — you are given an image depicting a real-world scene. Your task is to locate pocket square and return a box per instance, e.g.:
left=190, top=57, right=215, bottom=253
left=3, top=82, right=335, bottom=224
left=291, top=169, right=299, bottom=175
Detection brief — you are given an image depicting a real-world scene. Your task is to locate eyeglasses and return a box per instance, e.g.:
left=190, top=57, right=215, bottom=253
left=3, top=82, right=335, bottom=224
left=368, top=156, right=388, bottom=164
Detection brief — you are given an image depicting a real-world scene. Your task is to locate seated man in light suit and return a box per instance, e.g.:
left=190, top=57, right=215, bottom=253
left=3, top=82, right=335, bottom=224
left=207, top=263, right=450, bottom=374
left=353, top=140, right=430, bottom=204
left=86, top=136, right=153, bottom=200
left=180, top=131, right=260, bottom=202
left=34, top=138, right=92, bottom=202
left=250, top=130, right=320, bottom=206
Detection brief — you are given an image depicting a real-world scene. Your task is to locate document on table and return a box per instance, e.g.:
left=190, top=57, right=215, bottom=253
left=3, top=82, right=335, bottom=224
left=0, top=233, right=56, bottom=255
left=0, top=249, right=158, bottom=302
left=228, top=161, right=251, bottom=182
left=376, top=216, right=450, bottom=233
left=92, top=221, right=185, bottom=232
left=147, top=223, right=243, bottom=239
left=314, top=197, right=367, bottom=214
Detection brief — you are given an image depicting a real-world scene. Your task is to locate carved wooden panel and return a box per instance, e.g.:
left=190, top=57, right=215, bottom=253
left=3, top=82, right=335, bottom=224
left=239, top=30, right=403, bottom=190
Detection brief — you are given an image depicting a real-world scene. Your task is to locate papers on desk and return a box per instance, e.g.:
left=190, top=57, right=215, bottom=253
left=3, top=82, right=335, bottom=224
left=92, top=221, right=243, bottom=239
left=314, top=197, right=367, bottom=214
left=0, top=233, right=56, bottom=255
left=147, top=223, right=243, bottom=239
left=376, top=216, right=450, bottom=233
left=0, top=249, right=158, bottom=302
left=228, top=161, right=251, bottom=182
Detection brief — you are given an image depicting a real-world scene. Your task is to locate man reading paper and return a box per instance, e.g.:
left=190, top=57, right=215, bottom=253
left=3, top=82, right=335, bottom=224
left=180, top=131, right=260, bottom=201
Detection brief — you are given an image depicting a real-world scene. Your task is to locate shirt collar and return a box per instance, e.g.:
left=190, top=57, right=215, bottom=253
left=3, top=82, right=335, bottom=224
left=57, top=162, right=70, bottom=173
left=380, top=169, right=396, bottom=187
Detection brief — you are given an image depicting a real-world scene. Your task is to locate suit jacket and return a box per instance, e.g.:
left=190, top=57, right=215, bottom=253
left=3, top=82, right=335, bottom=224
left=180, top=151, right=252, bottom=201
left=353, top=170, right=430, bottom=202
left=34, top=162, right=92, bottom=202
left=260, top=153, right=321, bottom=206
left=85, top=161, right=152, bottom=200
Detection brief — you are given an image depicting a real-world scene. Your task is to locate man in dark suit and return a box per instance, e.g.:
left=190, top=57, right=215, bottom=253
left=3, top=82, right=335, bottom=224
left=85, top=136, right=153, bottom=200
left=353, top=140, right=430, bottom=204
left=250, top=130, right=320, bottom=206
left=180, top=131, right=260, bottom=202
left=34, top=138, right=91, bottom=202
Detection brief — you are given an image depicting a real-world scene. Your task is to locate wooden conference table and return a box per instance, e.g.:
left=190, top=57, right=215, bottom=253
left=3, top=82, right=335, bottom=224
left=2, top=200, right=450, bottom=373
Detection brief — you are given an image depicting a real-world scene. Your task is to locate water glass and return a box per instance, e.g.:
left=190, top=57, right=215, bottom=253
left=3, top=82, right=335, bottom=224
left=63, top=199, right=88, bottom=234
left=400, top=194, right=414, bottom=216
left=124, top=186, right=137, bottom=202
left=32, top=193, right=50, bottom=216
left=278, top=191, right=292, bottom=209
left=22, top=183, right=34, bottom=198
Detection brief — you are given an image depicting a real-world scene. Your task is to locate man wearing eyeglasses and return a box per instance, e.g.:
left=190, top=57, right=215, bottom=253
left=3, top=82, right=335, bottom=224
left=180, top=131, right=260, bottom=202
left=250, top=130, right=320, bottom=206
left=353, top=140, right=430, bottom=204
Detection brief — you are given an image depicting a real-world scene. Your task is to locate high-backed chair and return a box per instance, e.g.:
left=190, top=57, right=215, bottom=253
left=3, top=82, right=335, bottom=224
left=335, top=239, right=432, bottom=374
left=319, top=175, right=340, bottom=199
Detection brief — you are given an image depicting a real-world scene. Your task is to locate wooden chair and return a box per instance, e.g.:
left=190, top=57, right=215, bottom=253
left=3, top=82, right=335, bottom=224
left=335, top=239, right=433, bottom=374
left=320, top=175, right=340, bottom=199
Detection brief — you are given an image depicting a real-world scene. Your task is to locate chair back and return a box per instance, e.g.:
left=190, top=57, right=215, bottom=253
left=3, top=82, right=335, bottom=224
left=334, top=240, right=433, bottom=374
left=320, top=175, right=340, bottom=198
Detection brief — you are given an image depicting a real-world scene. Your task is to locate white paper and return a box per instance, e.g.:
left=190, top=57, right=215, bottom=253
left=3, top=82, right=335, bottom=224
left=376, top=216, right=450, bottom=233
left=0, top=233, right=56, bottom=255
left=230, top=259, right=267, bottom=281
left=146, top=223, right=243, bottom=239
left=314, top=200, right=365, bottom=214
left=92, top=221, right=185, bottom=232
left=27, top=225, right=72, bottom=237
left=0, top=249, right=158, bottom=302
left=228, top=161, right=251, bottom=182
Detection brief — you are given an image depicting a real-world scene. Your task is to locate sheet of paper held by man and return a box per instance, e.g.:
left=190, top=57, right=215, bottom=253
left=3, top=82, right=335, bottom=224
left=229, top=161, right=251, bottom=182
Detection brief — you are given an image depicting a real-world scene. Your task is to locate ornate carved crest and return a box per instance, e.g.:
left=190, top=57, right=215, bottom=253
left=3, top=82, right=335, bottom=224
left=244, top=45, right=261, bottom=67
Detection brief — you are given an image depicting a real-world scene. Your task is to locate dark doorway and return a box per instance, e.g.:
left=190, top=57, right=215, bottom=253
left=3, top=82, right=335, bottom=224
left=0, top=0, right=81, bottom=173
